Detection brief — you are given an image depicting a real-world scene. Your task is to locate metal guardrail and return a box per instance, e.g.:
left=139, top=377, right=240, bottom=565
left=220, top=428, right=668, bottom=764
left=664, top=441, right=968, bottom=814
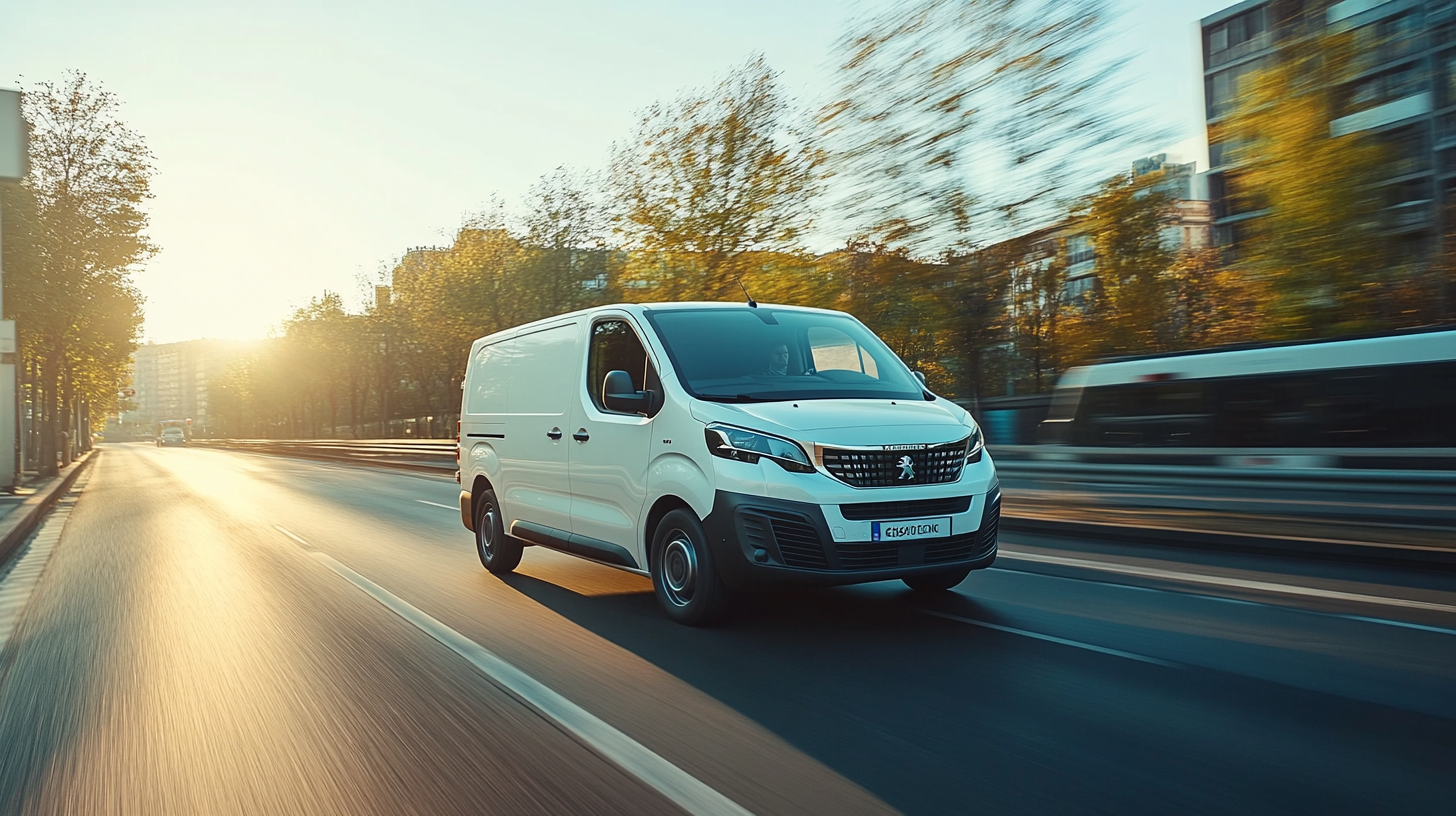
left=193, top=439, right=1456, bottom=481
left=990, top=445, right=1456, bottom=484
left=189, top=438, right=1456, bottom=566
left=193, top=439, right=457, bottom=472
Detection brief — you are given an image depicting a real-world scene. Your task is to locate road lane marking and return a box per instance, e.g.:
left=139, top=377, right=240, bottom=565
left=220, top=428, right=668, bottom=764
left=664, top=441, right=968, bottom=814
left=999, top=549, right=1456, bottom=615
left=275, top=526, right=314, bottom=548
left=1340, top=616, right=1456, bottom=637
left=276, top=527, right=754, bottom=816
left=919, top=609, right=1179, bottom=668
left=416, top=500, right=456, bottom=510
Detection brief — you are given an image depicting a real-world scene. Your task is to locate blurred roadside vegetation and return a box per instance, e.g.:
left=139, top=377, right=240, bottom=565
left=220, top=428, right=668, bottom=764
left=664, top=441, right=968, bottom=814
left=1, top=72, right=149, bottom=474
left=10, top=3, right=1451, bottom=443
left=210, top=0, right=1456, bottom=438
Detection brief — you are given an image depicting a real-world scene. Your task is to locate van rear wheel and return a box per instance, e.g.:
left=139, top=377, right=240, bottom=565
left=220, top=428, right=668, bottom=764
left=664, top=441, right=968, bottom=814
left=475, top=488, right=523, bottom=574
left=903, top=567, right=972, bottom=593
left=651, top=509, right=729, bottom=626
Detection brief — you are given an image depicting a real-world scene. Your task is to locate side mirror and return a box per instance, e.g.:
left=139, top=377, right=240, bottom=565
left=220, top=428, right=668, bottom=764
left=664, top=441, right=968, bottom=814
left=603, top=370, right=660, bottom=416
left=913, top=371, right=927, bottom=386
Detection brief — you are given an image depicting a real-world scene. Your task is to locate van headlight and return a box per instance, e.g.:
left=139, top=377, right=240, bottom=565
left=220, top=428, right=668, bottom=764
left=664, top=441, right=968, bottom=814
left=967, top=423, right=984, bottom=461
left=704, top=423, right=815, bottom=473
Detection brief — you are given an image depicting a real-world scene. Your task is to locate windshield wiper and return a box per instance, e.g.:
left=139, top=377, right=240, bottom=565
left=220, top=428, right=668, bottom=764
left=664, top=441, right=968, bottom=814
left=695, top=393, right=783, bottom=403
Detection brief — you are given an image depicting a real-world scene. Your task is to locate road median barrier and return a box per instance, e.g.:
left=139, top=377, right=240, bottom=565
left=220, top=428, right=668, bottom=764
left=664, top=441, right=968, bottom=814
left=192, top=439, right=455, bottom=474
left=192, top=439, right=1454, bottom=569
left=1000, top=512, right=1456, bottom=570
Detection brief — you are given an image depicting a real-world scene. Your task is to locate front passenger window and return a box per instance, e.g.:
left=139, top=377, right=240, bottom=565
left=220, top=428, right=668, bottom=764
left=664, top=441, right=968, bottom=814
left=587, top=320, right=659, bottom=413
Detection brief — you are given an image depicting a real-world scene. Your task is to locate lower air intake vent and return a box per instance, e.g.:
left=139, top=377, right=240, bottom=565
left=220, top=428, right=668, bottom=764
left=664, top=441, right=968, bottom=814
left=767, top=513, right=828, bottom=569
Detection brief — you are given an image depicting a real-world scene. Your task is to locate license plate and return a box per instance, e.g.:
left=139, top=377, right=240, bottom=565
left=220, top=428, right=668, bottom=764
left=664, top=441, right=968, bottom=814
left=871, top=517, right=952, bottom=542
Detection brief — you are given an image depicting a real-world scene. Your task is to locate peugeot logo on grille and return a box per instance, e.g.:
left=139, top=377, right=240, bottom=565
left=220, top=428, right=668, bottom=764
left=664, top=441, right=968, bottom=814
left=896, top=455, right=915, bottom=481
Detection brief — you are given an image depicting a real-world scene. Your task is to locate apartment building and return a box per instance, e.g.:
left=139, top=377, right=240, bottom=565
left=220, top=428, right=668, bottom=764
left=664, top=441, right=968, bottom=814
left=1202, top=0, right=1452, bottom=258
left=124, top=339, right=255, bottom=434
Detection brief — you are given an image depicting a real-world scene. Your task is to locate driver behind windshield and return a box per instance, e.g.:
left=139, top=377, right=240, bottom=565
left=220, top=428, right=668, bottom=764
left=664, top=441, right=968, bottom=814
left=759, top=343, right=790, bottom=376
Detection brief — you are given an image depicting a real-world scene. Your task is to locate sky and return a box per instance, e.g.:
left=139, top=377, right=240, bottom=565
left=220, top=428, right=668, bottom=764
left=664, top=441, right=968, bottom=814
left=1, top=0, right=1236, bottom=344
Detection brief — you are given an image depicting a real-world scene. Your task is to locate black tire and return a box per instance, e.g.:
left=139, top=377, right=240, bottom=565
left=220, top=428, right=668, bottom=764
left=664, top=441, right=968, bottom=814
left=903, top=567, right=972, bottom=593
left=650, top=509, right=730, bottom=626
left=474, top=488, right=523, bottom=574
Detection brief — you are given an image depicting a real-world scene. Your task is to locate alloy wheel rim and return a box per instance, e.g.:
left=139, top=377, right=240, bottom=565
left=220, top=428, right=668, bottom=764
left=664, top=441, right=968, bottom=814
left=661, top=533, right=697, bottom=607
left=480, top=508, right=497, bottom=557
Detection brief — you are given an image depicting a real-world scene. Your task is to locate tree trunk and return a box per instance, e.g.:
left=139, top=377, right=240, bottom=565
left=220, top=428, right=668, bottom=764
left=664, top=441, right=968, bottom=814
left=59, top=364, right=74, bottom=466
left=36, top=352, right=59, bottom=478
left=23, top=358, right=36, bottom=470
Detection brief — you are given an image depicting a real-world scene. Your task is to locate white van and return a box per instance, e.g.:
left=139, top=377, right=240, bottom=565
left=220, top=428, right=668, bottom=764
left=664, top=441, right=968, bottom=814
left=457, top=302, right=1000, bottom=625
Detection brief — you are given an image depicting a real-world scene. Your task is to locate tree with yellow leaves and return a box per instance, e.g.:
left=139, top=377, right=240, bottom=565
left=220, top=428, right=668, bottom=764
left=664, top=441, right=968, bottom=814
left=609, top=56, right=822, bottom=301
left=1220, top=19, right=1392, bottom=338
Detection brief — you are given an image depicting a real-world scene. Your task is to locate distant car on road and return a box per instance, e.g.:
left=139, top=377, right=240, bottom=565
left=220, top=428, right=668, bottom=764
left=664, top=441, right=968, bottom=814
left=157, top=427, right=187, bottom=447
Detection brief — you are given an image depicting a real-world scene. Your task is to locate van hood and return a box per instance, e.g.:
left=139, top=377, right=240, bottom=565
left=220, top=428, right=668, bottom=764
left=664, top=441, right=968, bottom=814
left=690, top=398, right=973, bottom=446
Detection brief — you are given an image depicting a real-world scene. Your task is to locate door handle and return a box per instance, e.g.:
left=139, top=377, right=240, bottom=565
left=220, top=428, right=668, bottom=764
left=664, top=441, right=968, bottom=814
left=547, top=427, right=563, bottom=440
left=572, top=429, right=590, bottom=442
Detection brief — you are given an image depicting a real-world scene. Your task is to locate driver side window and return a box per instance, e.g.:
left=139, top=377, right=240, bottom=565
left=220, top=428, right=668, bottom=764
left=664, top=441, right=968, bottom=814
left=808, top=326, right=880, bottom=378
left=587, top=320, right=659, bottom=413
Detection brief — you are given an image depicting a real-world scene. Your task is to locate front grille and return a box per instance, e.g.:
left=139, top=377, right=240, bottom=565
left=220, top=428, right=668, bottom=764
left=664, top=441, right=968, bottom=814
left=766, top=513, right=828, bottom=569
left=821, top=439, right=970, bottom=488
left=924, top=534, right=980, bottom=563
left=836, top=541, right=900, bottom=570
left=839, top=496, right=973, bottom=521
left=834, top=493, right=999, bottom=570
left=833, top=529, right=990, bottom=570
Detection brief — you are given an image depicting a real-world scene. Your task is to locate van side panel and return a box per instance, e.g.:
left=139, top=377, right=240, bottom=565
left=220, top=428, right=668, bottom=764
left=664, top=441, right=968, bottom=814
left=497, top=321, right=583, bottom=534
left=466, top=339, right=512, bottom=416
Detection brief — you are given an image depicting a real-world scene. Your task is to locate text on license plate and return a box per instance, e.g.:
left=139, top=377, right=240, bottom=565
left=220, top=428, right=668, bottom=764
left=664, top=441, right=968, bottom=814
left=871, top=517, right=952, bottom=542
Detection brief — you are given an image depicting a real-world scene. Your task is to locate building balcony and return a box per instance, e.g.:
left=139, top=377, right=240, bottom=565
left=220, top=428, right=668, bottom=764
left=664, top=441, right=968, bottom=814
left=1206, top=32, right=1273, bottom=69
left=1331, top=93, right=1433, bottom=137
left=1383, top=201, right=1435, bottom=231
left=1349, top=38, right=1425, bottom=75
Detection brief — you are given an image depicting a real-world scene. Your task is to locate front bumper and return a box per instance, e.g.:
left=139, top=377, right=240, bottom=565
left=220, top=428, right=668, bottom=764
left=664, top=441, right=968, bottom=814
left=701, top=488, right=999, bottom=590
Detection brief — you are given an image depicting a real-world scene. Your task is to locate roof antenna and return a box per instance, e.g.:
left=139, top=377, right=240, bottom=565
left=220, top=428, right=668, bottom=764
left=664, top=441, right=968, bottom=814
left=736, top=276, right=758, bottom=308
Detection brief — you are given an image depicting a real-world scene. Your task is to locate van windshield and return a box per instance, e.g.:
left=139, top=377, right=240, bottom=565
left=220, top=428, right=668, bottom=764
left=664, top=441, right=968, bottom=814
left=643, top=307, right=927, bottom=402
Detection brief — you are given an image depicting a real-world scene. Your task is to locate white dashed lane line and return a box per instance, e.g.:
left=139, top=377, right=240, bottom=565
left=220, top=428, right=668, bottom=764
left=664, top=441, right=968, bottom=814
left=918, top=609, right=1181, bottom=668
left=275, top=525, right=756, bottom=816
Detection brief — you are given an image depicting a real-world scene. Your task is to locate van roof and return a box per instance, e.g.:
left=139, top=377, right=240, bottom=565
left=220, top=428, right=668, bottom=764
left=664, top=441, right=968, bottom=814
left=469, top=301, right=850, bottom=345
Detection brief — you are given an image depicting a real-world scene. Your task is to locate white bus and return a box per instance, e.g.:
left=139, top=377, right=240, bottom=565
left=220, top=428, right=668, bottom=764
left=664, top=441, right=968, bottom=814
left=1038, top=327, right=1456, bottom=448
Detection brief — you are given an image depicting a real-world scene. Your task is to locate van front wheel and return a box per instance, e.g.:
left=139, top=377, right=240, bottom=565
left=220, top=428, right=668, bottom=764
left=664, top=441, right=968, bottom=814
left=651, top=509, right=729, bottom=626
left=475, top=488, right=523, bottom=574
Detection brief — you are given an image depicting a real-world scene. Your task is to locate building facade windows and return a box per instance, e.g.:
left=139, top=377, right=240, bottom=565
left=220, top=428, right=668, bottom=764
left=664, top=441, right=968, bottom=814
left=1207, top=6, right=1272, bottom=67
left=1207, top=58, right=1268, bottom=118
left=1204, top=0, right=1447, bottom=259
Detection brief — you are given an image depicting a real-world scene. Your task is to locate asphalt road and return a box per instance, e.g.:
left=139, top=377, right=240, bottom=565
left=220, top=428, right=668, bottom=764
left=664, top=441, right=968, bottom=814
left=0, top=443, right=1452, bottom=815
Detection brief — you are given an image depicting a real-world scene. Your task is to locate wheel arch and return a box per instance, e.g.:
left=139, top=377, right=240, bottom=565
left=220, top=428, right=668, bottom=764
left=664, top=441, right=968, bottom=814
left=471, top=473, right=495, bottom=519
left=642, top=494, right=695, bottom=573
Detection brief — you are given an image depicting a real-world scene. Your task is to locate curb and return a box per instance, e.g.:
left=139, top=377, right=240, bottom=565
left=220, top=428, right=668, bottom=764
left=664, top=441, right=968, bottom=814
left=0, top=451, right=97, bottom=568
left=1000, top=513, right=1456, bottom=570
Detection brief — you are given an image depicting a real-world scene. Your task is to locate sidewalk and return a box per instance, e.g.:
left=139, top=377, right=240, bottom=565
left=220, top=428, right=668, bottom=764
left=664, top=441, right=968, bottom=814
left=0, top=452, right=97, bottom=567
